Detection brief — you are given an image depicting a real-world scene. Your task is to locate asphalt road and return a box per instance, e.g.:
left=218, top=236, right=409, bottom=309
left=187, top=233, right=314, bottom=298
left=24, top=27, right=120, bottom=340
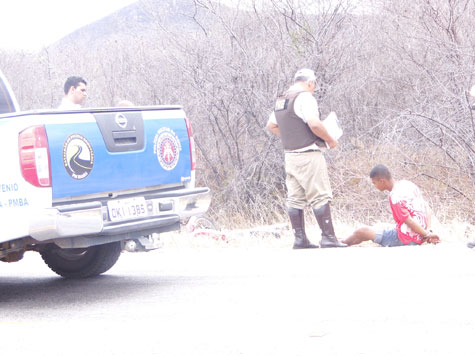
left=1, top=242, right=475, bottom=356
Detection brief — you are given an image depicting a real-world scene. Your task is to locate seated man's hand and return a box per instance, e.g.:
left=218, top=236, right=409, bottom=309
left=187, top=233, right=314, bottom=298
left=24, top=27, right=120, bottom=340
left=426, top=234, right=440, bottom=244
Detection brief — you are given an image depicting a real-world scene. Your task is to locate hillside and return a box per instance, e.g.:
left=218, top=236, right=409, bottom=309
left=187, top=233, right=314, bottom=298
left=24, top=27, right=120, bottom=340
left=53, top=0, right=203, bottom=48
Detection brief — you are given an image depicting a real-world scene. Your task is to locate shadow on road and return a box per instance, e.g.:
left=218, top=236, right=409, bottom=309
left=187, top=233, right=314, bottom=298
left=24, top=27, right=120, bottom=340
left=0, top=274, right=196, bottom=309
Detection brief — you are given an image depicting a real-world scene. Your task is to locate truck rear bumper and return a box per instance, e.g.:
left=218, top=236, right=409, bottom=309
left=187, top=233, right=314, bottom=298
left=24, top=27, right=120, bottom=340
left=29, top=187, right=211, bottom=243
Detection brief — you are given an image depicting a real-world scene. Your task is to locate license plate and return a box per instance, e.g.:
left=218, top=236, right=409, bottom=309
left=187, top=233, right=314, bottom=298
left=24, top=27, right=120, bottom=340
left=107, top=197, right=147, bottom=222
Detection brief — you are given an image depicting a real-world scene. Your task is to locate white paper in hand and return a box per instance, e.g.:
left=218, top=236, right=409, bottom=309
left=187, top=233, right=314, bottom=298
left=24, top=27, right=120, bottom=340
left=322, top=111, right=343, bottom=148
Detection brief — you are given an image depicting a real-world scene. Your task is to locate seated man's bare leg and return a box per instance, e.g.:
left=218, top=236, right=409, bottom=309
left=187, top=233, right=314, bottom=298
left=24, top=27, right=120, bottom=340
left=343, top=226, right=376, bottom=246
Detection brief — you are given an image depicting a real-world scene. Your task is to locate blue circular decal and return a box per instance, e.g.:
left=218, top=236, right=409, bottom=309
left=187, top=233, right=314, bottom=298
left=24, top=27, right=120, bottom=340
left=63, top=134, right=94, bottom=180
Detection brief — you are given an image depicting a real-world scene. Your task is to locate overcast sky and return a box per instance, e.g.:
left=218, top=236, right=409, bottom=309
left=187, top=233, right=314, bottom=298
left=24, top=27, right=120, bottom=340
left=0, top=0, right=138, bottom=51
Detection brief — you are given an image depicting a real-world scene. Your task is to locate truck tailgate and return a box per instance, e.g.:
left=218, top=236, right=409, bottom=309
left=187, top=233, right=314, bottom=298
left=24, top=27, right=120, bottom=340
left=44, top=108, right=192, bottom=199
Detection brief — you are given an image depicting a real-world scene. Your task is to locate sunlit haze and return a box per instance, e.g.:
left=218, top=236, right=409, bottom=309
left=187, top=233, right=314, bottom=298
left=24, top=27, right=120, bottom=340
left=0, top=0, right=137, bottom=51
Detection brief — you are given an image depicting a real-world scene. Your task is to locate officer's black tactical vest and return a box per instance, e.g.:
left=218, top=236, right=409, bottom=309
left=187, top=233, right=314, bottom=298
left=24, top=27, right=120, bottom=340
left=274, top=90, right=325, bottom=150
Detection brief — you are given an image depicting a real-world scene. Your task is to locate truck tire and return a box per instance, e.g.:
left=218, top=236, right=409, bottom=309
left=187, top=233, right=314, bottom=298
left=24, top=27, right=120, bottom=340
left=40, top=242, right=122, bottom=279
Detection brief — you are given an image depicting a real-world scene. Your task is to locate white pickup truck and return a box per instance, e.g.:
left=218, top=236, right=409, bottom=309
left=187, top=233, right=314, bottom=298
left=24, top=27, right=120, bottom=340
left=0, top=71, right=210, bottom=278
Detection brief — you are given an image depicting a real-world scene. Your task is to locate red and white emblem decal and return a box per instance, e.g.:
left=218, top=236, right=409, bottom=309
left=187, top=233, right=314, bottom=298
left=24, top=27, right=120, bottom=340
left=153, top=128, right=182, bottom=171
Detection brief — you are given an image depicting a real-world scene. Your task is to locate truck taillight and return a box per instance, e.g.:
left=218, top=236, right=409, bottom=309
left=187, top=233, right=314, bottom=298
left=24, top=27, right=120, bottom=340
left=18, top=125, right=51, bottom=187
left=185, top=118, right=196, bottom=171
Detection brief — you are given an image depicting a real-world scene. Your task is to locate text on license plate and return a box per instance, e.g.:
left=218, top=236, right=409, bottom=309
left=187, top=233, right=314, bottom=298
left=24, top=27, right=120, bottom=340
left=107, top=197, right=147, bottom=222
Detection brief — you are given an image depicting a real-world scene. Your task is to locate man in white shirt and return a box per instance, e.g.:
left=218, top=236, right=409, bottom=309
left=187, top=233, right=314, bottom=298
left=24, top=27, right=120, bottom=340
left=266, top=68, right=345, bottom=249
left=58, top=76, right=87, bottom=109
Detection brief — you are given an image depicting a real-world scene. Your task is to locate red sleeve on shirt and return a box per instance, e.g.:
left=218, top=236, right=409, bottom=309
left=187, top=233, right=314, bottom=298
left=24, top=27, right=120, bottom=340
left=390, top=200, right=410, bottom=224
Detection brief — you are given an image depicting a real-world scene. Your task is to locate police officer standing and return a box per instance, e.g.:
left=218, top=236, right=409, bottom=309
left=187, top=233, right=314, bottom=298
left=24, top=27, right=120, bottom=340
left=266, top=68, right=346, bottom=249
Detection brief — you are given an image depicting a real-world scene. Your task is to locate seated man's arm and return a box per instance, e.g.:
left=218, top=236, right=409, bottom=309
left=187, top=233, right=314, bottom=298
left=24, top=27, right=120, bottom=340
left=404, top=216, right=440, bottom=244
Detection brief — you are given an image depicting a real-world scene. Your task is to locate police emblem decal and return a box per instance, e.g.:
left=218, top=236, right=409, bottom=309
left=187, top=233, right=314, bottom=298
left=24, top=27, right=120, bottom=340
left=63, top=134, right=94, bottom=180
left=153, top=128, right=182, bottom=171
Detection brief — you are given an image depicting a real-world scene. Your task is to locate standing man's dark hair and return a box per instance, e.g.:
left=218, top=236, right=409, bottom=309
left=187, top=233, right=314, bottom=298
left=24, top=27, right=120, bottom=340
left=64, top=76, right=87, bottom=95
left=59, top=76, right=87, bottom=109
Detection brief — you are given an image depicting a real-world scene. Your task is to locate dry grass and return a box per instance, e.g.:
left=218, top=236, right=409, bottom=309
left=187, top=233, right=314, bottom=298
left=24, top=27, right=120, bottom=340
left=203, top=145, right=473, bottom=233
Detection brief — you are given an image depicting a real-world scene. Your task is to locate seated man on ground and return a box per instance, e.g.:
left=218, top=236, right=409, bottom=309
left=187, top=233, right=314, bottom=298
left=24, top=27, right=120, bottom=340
left=343, top=164, right=440, bottom=247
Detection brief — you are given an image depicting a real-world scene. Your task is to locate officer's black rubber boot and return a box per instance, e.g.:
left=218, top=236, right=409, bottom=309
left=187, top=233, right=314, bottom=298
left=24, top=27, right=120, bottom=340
left=288, top=207, right=318, bottom=249
left=313, top=203, right=347, bottom=248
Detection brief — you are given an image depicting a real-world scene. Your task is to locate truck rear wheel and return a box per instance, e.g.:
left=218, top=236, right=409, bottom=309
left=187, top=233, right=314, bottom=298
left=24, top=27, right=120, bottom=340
left=40, top=242, right=122, bottom=279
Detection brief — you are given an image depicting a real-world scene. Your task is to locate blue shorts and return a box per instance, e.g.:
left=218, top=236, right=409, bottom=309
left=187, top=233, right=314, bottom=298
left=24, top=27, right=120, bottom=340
left=374, top=227, right=418, bottom=247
